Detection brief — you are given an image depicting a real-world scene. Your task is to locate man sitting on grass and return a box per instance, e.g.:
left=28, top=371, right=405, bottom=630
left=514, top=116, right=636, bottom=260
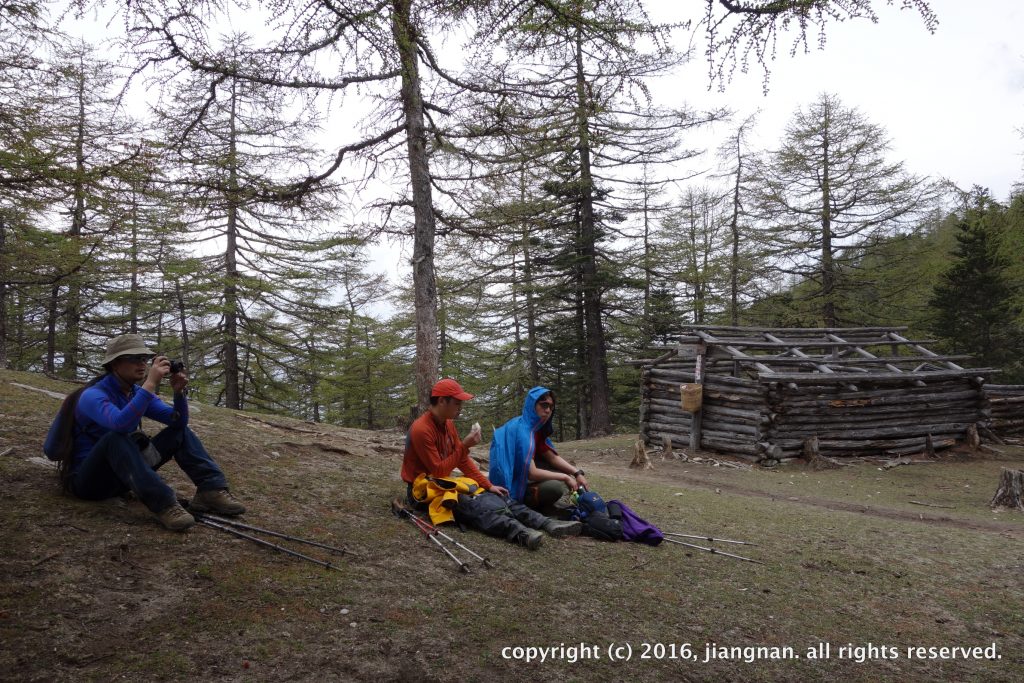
left=46, top=334, right=245, bottom=531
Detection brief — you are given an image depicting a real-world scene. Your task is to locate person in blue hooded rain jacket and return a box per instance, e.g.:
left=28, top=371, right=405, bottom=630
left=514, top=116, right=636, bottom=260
left=488, top=387, right=589, bottom=514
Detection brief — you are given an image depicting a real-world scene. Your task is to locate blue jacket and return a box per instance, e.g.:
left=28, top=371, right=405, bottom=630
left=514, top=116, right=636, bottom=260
left=488, top=386, right=555, bottom=501
left=72, top=373, right=188, bottom=468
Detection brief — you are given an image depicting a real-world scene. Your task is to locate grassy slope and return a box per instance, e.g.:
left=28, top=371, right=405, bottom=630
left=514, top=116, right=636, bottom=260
left=1, top=369, right=1022, bottom=683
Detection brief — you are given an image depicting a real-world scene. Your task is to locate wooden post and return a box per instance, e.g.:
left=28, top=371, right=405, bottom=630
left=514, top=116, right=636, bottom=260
left=690, top=346, right=705, bottom=453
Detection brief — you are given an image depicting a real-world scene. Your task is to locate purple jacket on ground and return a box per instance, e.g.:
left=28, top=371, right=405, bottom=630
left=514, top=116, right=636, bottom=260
left=609, top=499, right=663, bottom=546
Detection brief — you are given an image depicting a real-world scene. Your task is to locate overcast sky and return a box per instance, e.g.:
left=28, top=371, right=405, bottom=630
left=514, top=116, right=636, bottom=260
left=661, top=0, right=1024, bottom=201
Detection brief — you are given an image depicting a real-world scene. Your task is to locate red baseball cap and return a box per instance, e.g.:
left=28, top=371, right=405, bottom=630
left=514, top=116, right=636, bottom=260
left=431, top=378, right=474, bottom=400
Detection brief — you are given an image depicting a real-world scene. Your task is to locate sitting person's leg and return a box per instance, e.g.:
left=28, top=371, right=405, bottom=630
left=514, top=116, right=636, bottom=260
left=454, top=492, right=544, bottom=550
left=151, top=426, right=244, bottom=515
left=71, top=432, right=192, bottom=530
left=525, top=479, right=570, bottom=515
left=507, top=499, right=582, bottom=538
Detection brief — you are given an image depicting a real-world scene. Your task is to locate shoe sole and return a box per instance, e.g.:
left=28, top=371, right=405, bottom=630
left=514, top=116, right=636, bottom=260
left=545, top=522, right=583, bottom=539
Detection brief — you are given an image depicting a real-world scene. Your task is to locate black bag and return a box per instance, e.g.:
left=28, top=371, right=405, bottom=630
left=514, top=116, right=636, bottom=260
left=580, top=511, right=623, bottom=542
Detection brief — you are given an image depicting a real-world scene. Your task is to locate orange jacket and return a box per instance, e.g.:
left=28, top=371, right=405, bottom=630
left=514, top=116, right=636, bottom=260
left=401, top=411, right=492, bottom=490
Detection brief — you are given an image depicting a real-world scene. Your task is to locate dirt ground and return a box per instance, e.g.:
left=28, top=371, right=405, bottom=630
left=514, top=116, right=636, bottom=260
left=2, top=370, right=1023, bottom=682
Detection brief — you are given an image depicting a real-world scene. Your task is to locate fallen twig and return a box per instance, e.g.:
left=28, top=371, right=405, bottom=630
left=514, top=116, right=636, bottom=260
left=31, top=552, right=61, bottom=568
left=11, top=382, right=67, bottom=400
left=268, top=439, right=360, bottom=456
left=908, top=500, right=955, bottom=509
left=882, top=457, right=935, bottom=470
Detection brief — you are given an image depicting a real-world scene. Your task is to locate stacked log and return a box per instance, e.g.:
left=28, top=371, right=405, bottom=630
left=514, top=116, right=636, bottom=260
left=766, top=380, right=986, bottom=457
left=985, top=385, right=1024, bottom=436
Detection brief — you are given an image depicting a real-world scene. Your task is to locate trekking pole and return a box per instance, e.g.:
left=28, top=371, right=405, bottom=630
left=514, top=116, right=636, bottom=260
left=406, top=510, right=494, bottom=569
left=663, top=532, right=757, bottom=546
left=662, top=537, right=764, bottom=565
left=391, top=500, right=481, bottom=573
left=196, top=517, right=343, bottom=571
left=196, top=512, right=359, bottom=558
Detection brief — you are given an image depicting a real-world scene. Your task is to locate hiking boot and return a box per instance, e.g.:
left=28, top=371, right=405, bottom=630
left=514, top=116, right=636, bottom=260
left=190, top=489, right=246, bottom=516
left=542, top=519, right=583, bottom=538
left=513, top=528, right=544, bottom=551
left=157, top=503, right=195, bottom=531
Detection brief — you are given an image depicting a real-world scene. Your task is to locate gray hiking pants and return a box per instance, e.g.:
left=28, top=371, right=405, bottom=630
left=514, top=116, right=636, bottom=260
left=454, top=491, right=550, bottom=540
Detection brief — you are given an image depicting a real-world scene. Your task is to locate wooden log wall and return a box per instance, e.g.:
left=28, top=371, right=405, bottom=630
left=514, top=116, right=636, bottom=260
left=766, top=379, right=986, bottom=457
left=985, top=385, right=1024, bottom=436
left=640, top=359, right=988, bottom=461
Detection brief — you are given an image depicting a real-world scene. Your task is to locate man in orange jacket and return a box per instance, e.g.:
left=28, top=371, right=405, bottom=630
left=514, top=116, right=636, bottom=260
left=401, top=378, right=580, bottom=549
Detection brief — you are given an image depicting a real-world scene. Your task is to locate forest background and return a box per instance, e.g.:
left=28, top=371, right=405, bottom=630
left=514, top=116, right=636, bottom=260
left=3, top=0, right=1023, bottom=442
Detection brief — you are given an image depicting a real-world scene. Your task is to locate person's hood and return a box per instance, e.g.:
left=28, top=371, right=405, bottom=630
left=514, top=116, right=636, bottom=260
left=521, top=386, right=553, bottom=432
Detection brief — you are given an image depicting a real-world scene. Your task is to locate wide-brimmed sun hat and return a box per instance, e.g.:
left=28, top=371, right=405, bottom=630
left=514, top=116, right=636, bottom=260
left=101, top=334, right=154, bottom=366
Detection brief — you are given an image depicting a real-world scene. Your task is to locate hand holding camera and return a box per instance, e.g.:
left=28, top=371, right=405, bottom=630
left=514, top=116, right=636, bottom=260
left=167, top=359, right=188, bottom=395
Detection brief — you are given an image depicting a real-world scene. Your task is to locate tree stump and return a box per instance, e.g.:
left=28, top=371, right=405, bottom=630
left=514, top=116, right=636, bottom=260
left=802, top=435, right=840, bottom=470
left=630, top=437, right=654, bottom=470
left=661, top=435, right=673, bottom=461
left=990, top=468, right=1024, bottom=511
left=966, top=423, right=981, bottom=451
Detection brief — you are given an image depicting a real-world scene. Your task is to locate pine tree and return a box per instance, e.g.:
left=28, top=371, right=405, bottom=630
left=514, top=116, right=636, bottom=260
left=930, top=189, right=1021, bottom=376
left=748, top=93, right=935, bottom=326
left=152, top=42, right=344, bottom=409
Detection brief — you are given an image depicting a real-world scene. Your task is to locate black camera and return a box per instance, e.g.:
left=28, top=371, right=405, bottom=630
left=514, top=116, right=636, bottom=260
left=169, top=360, right=185, bottom=374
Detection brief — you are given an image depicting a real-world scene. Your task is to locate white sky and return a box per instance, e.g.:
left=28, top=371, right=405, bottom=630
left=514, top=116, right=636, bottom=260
left=659, top=0, right=1024, bottom=201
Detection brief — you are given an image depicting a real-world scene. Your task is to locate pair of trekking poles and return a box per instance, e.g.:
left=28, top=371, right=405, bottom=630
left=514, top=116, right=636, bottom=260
left=391, top=499, right=493, bottom=573
left=185, top=501, right=357, bottom=571
left=660, top=533, right=763, bottom=565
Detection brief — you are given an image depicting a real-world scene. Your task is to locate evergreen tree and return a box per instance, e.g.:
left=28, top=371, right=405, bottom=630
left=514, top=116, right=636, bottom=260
left=930, top=189, right=1022, bottom=378
left=152, top=41, right=344, bottom=409
left=459, top=0, right=718, bottom=435
left=748, top=93, right=934, bottom=326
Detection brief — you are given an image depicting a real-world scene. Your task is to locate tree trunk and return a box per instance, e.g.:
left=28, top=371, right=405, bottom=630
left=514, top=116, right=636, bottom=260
left=393, top=0, right=439, bottom=412
left=0, top=216, right=7, bottom=369
left=222, top=79, right=242, bottom=409
left=63, top=64, right=88, bottom=377
left=729, top=145, right=742, bottom=326
left=574, top=27, right=611, bottom=436
left=641, top=169, right=653, bottom=340
left=128, top=189, right=141, bottom=333
left=46, top=284, right=59, bottom=374
left=522, top=228, right=540, bottom=386
left=174, top=279, right=191, bottom=368
left=574, top=278, right=588, bottom=440
left=512, top=168, right=540, bottom=387
left=820, top=104, right=836, bottom=327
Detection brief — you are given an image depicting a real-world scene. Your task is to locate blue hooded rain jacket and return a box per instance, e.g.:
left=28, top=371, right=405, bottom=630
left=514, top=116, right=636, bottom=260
left=488, top=386, right=555, bottom=501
